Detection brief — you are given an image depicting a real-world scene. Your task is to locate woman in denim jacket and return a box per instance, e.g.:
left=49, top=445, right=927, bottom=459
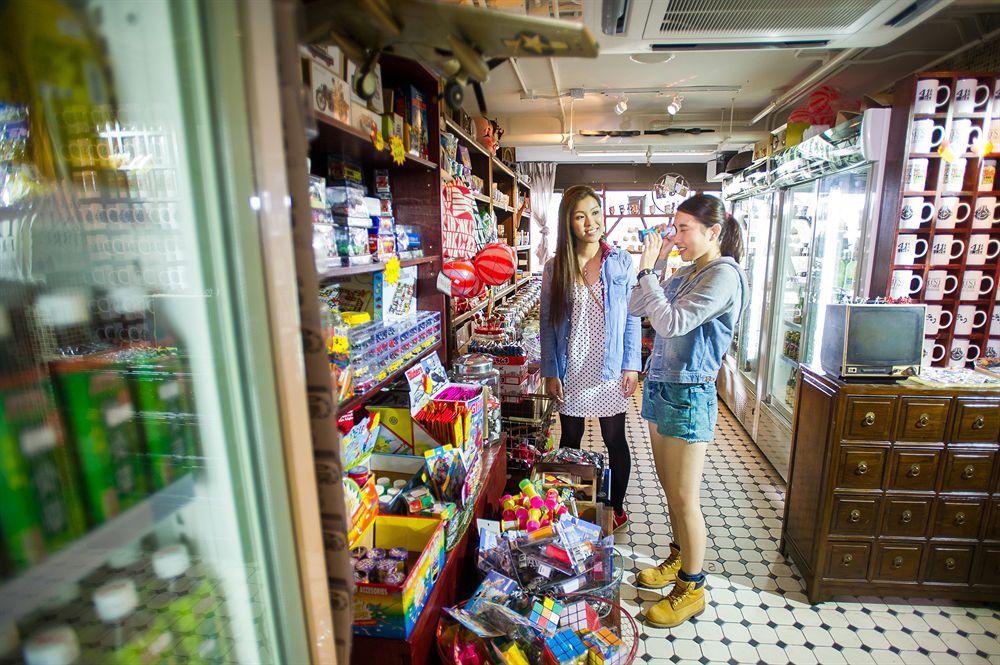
left=628, top=194, right=748, bottom=628
left=540, top=185, right=642, bottom=532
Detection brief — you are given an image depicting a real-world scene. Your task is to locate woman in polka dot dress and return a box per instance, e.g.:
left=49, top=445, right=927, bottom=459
left=540, top=185, right=642, bottom=531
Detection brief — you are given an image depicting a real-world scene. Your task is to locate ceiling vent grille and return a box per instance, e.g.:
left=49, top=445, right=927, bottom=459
left=657, top=0, right=875, bottom=36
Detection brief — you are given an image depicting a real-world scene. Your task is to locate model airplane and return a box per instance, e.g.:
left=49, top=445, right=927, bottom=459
left=303, top=0, right=599, bottom=113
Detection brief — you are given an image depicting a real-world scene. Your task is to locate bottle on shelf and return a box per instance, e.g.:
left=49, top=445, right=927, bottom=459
left=149, top=544, right=229, bottom=663
left=92, top=578, right=173, bottom=663
left=0, top=621, right=19, bottom=665
left=22, top=625, right=80, bottom=665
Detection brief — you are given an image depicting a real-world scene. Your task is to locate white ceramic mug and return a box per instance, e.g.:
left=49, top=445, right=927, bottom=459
left=905, top=158, right=929, bottom=191
left=925, top=270, right=959, bottom=299
left=973, top=196, right=999, bottom=228
left=991, top=310, right=1000, bottom=336
left=895, top=234, right=929, bottom=264
left=993, top=80, right=1000, bottom=114
left=954, top=78, right=990, bottom=114
left=890, top=270, right=925, bottom=298
left=936, top=197, right=971, bottom=228
left=923, top=339, right=947, bottom=365
left=961, top=270, right=995, bottom=300
left=925, top=305, right=954, bottom=335
left=955, top=305, right=988, bottom=335
left=948, top=339, right=981, bottom=367
left=967, top=234, right=1000, bottom=265
left=914, top=78, right=950, bottom=114
left=948, top=119, right=983, bottom=154
left=930, top=235, right=965, bottom=265
left=900, top=197, right=935, bottom=228
left=985, top=337, right=1000, bottom=361
left=943, top=158, right=968, bottom=191
left=910, top=119, right=945, bottom=152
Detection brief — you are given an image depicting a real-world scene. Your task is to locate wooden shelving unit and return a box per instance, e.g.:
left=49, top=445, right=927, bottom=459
left=438, top=116, right=533, bottom=358
left=873, top=70, right=1000, bottom=366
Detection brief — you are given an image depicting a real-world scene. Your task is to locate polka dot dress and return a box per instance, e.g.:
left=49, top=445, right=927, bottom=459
left=560, top=280, right=629, bottom=418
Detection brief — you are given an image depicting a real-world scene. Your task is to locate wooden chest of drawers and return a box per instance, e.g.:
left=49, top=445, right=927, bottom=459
left=781, top=367, right=1000, bottom=603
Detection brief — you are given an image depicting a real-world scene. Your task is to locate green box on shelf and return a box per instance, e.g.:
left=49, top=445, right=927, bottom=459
left=0, top=372, right=87, bottom=570
left=125, top=349, right=199, bottom=489
left=50, top=353, right=149, bottom=524
left=351, top=515, right=445, bottom=638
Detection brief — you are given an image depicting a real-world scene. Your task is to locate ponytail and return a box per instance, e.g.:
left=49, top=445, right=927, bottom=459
left=720, top=212, right=744, bottom=263
left=676, top=195, right=744, bottom=263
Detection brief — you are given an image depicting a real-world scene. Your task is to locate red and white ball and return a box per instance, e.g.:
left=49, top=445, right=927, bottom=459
left=442, top=259, right=483, bottom=297
left=473, top=243, right=516, bottom=286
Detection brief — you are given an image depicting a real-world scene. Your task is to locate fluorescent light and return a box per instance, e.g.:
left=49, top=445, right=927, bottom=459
left=574, top=149, right=715, bottom=157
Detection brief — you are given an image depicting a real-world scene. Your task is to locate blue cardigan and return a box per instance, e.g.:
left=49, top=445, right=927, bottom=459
left=539, top=245, right=643, bottom=381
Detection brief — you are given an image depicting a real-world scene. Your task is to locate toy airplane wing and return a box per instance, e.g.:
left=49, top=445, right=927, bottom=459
left=304, top=0, right=598, bottom=65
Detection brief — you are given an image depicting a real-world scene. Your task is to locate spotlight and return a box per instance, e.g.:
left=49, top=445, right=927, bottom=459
left=666, top=94, right=682, bottom=116
left=614, top=95, right=628, bottom=115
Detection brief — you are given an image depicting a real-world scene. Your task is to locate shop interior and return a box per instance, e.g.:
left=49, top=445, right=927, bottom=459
left=2, top=1, right=1000, bottom=664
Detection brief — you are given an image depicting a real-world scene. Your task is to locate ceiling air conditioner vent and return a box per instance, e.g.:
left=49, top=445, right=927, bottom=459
left=657, top=0, right=877, bottom=36
left=602, top=0, right=630, bottom=35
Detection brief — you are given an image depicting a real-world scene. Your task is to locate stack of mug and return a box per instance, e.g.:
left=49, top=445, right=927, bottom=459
left=891, top=74, right=1000, bottom=368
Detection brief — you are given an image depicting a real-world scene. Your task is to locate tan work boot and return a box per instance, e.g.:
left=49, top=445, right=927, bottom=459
left=635, top=543, right=682, bottom=589
left=644, top=578, right=706, bottom=628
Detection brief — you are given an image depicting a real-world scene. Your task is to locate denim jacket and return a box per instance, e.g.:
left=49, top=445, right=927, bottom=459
left=628, top=257, right=748, bottom=384
left=539, top=244, right=642, bottom=381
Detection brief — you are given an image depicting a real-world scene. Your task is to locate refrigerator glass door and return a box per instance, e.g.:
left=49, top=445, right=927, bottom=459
left=737, top=193, right=775, bottom=385
left=0, top=1, right=306, bottom=662
left=728, top=198, right=752, bottom=359
left=765, top=182, right=818, bottom=422
left=802, top=167, right=872, bottom=366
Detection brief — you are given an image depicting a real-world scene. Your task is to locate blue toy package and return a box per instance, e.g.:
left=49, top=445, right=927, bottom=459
left=468, top=571, right=521, bottom=612
left=637, top=224, right=675, bottom=241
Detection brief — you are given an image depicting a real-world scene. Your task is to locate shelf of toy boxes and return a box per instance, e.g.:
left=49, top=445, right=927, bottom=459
left=350, top=440, right=509, bottom=665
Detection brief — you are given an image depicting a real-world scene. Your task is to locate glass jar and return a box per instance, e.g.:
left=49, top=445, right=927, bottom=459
left=451, top=354, right=501, bottom=444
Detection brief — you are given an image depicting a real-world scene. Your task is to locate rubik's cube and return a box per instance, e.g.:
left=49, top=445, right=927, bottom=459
left=500, top=642, right=530, bottom=665
left=543, top=629, right=588, bottom=665
left=528, top=597, right=563, bottom=636
left=582, top=627, right=624, bottom=665
left=559, top=600, right=600, bottom=633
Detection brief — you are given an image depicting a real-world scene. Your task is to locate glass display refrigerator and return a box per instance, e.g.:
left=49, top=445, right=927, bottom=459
left=723, top=109, right=891, bottom=479
left=0, top=1, right=319, bottom=662
left=718, top=192, right=774, bottom=438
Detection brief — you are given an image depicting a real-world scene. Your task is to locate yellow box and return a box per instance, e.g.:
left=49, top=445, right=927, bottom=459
left=352, top=515, right=446, bottom=638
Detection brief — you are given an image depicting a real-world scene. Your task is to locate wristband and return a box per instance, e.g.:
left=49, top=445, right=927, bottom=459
left=637, top=268, right=655, bottom=280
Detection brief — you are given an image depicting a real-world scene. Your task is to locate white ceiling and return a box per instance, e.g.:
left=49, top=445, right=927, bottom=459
left=470, top=0, right=1000, bottom=164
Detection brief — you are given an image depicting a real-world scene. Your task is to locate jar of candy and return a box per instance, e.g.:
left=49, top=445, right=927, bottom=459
left=451, top=354, right=502, bottom=445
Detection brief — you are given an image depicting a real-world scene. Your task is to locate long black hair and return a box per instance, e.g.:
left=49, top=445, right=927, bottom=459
left=548, top=185, right=603, bottom=328
left=676, top=194, right=744, bottom=263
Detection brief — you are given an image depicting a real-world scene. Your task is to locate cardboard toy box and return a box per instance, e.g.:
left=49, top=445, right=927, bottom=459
left=367, top=355, right=484, bottom=455
left=352, top=515, right=446, bottom=638
left=368, top=452, right=426, bottom=515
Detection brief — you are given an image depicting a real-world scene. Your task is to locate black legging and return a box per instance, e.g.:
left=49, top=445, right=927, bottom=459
left=558, top=412, right=630, bottom=512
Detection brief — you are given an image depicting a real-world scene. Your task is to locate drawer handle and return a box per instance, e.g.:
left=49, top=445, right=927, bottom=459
left=849, top=509, right=862, bottom=523
left=955, top=512, right=967, bottom=526
left=863, top=411, right=876, bottom=426
left=945, top=557, right=957, bottom=571
left=962, top=465, right=976, bottom=479
left=856, top=461, right=869, bottom=475
left=901, top=510, right=913, bottom=523
left=892, top=556, right=904, bottom=569
left=972, top=416, right=985, bottom=430
left=908, top=464, right=921, bottom=477
left=842, top=553, right=854, bottom=565
left=916, top=413, right=930, bottom=428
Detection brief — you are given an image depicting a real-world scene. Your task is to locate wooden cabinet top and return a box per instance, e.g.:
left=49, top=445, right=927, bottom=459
left=801, top=364, right=1000, bottom=399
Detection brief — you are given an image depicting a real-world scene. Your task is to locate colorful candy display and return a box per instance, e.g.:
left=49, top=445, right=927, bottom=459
left=500, top=480, right=570, bottom=533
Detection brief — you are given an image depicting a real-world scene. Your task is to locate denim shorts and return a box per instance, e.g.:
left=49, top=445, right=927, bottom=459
left=641, top=380, right=718, bottom=443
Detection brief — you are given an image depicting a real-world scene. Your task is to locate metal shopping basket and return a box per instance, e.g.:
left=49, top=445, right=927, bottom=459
left=501, top=392, right=557, bottom=473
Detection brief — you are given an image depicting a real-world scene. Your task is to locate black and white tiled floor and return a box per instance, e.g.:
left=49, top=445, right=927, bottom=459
left=559, top=389, right=1000, bottom=665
